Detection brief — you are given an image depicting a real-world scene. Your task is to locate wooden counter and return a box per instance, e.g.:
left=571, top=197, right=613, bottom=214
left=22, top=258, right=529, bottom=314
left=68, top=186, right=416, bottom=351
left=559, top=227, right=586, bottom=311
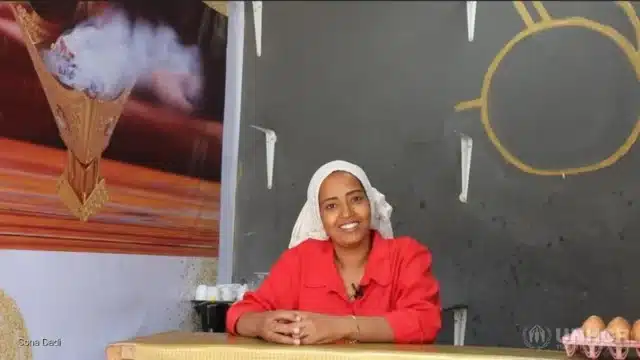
left=106, top=331, right=569, bottom=360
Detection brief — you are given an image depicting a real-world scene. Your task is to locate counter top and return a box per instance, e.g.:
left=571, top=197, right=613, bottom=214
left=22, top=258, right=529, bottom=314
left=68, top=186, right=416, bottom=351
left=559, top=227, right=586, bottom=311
left=106, top=331, right=569, bottom=360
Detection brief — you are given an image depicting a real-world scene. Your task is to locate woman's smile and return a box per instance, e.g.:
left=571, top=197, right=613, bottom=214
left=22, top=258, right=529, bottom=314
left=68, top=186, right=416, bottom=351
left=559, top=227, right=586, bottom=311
left=339, top=222, right=359, bottom=231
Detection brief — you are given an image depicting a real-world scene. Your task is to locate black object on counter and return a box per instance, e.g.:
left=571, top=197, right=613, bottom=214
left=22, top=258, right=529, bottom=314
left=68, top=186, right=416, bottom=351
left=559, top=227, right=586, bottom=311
left=192, top=300, right=232, bottom=332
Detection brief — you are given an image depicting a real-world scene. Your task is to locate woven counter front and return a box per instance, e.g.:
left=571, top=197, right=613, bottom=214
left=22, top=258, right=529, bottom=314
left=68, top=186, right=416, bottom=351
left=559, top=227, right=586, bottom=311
left=106, top=332, right=569, bottom=360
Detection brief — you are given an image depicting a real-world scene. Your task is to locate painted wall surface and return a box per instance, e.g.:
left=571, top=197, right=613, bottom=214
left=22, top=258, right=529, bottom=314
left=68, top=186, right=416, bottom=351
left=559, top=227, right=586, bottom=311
left=0, top=252, right=217, bottom=360
left=0, top=2, right=239, bottom=360
left=0, top=1, right=225, bottom=253
left=233, top=1, right=640, bottom=348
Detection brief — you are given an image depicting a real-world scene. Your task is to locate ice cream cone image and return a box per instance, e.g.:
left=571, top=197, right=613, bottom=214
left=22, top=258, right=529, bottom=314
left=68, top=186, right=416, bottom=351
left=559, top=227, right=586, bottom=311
left=10, top=3, right=132, bottom=221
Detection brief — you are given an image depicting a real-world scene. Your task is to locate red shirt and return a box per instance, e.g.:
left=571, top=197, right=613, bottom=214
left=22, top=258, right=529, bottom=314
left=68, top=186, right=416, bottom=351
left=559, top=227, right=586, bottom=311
left=226, top=231, right=442, bottom=344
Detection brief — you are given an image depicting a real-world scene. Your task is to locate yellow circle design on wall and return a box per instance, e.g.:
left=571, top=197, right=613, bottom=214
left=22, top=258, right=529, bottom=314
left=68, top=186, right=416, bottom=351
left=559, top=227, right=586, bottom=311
left=454, top=1, right=640, bottom=176
left=0, top=290, right=32, bottom=360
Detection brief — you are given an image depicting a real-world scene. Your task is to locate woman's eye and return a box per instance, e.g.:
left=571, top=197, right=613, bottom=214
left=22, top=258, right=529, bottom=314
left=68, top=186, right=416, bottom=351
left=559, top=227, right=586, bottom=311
left=325, top=203, right=336, bottom=210
left=352, top=196, right=363, bottom=202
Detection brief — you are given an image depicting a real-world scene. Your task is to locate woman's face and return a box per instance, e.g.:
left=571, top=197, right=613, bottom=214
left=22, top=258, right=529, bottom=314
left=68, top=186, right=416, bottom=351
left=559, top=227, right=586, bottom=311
left=318, top=171, right=371, bottom=248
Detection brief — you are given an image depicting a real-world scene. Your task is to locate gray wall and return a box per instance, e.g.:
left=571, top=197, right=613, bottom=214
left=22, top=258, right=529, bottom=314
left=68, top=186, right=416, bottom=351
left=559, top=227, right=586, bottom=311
left=0, top=251, right=216, bottom=360
left=233, top=1, right=640, bottom=347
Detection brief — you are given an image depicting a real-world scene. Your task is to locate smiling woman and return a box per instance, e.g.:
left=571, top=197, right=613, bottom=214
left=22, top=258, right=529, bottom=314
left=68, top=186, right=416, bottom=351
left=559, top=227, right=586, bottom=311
left=226, top=160, right=442, bottom=345
left=318, top=171, right=373, bottom=252
left=0, top=1, right=228, bottom=256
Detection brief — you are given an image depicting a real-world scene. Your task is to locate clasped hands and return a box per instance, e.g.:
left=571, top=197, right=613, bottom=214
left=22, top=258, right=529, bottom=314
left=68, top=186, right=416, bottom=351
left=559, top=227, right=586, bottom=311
left=257, top=310, right=354, bottom=345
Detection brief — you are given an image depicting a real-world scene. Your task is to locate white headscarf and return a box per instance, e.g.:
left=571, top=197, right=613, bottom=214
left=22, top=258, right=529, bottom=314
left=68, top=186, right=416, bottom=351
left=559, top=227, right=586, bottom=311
left=289, top=160, right=394, bottom=249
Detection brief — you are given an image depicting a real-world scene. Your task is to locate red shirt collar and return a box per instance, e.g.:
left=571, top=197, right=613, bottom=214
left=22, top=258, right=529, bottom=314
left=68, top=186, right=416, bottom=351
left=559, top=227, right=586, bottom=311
left=306, top=230, right=392, bottom=289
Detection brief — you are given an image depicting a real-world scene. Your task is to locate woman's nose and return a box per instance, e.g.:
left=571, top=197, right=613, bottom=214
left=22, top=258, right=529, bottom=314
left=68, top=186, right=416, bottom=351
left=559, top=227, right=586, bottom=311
left=339, top=204, right=354, bottom=218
